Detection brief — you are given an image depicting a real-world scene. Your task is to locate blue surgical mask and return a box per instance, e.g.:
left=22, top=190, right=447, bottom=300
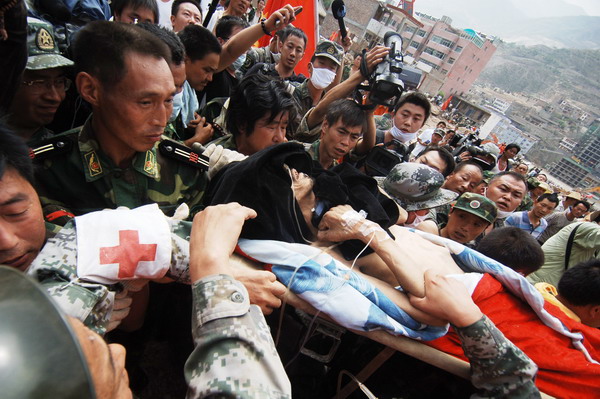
left=170, top=91, right=184, bottom=122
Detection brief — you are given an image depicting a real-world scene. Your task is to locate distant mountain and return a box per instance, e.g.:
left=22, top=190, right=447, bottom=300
left=500, top=16, right=600, bottom=49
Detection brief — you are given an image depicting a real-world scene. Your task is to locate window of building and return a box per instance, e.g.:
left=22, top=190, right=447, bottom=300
left=423, top=46, right=446, bottom=60
left=404, top=26, right=416, bottom=34
left=420, top=59, right=440, bottom=70
left=417, top=29, right=426, bottom=37
left=447, top=57, right=455, bottom=64
left=409, top=41, right=419, bottom=48
left=441, top=69, right=448, bottom=74
left=431, top=35, right=454, bottom=48
left=455, top=45, right=463, bottom=52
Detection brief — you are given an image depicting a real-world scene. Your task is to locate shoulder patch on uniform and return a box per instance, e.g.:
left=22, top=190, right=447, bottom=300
left=84, top=151, right=103, bottom=177
left=30, top=136, right=73, bottom=162
left=158, top=139, right=209, bottom=171
left=144, top=151, right=157, bottom=175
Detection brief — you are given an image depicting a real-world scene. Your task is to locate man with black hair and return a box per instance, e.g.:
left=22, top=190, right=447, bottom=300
left=170, top=0, right=202, bottom=32
left=483, top=171, right=527, bottom=229
left=538, top=200, right=590, bottom=244
left=380, top=92, right=431, bottom=147
left=476, top=227, right=545, bottom=276
left=551, top=260, right=600, bottom=327
left=505, top=192, right=559, bottom=239
left=111, top=0, right=158, bottom=23
left=414, top=146, right=455, bottom=177
left=442, top=161, right=483, bottom=195
left=306, top=99, right=375, bottom=169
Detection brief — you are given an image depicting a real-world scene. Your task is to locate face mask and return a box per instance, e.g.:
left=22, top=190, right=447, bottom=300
left=496, top=209, right=515, bottom=219
left=389, top=124, right=416, bottom=143
left=405, top=212, right=428, bottom=228
left=310, top=67, right=337, bottom=90
left=231, top=53, right=246, bottom=71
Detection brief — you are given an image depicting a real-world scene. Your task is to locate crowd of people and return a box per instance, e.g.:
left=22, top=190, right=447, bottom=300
left=1, top=0, right=599, bottom=398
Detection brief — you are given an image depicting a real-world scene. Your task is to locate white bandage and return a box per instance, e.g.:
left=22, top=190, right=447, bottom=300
left=341, top=209, right=366, bottom=228
left=358, top=220, right=390, bottom=241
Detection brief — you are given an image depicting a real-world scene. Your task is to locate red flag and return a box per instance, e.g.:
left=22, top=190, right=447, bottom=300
left=441, top=94, right=453, bottom=110
left=258, top=0, right=317, bottom=77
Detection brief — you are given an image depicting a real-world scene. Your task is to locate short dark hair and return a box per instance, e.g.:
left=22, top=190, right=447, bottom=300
left=0, top=123, right=34, bottom=184
left=536, top=173, right=547, bottom=180
left=215, top=15, right=249, bottom=40
left=171, top=0, right=201, bottom=16
left=281, top=27, right=308, bottom=48
left=489, top=171, right=527, bottom=190
left=178, top=24, right=222, bottom=61
left=504, top=143, right=521, bottom=153
left=436, top=121, right=446, bottom=128
left=226, top=74, right=297, bottom=138
left=453, top=160, right=483, bottom=178
left=137, top=22, right=186, bottom=65
left=73, top=21, right=170, bottom=89
left=476, top=227, right=544, bottom=276
left=536, top=192, right=559, bottom=206
left=420, top=146, right=455, bottom=177
left=558, top=259, right=600, bottom=306
left=393, top=92, right=431, bottom=124
left=324, top=99, right=366, bottom=131
left=573, top=200, right=591, bottom=211
left=111, top=0, right=158, bottom=22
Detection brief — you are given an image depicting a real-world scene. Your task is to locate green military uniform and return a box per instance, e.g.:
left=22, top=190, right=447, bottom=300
left=516, top=194, right=533, bottom=212
left=235, top=46, right=280, bottom=80
left=292, top=107, right=322, bottom=142
left=207, top=133, right=238, bottom=151
left=33, top=116, right=208, bottom=220
left=304, top=139, right=339, bottom=169
left=291, top=79, right=315, bottom=123
left=456, top=315, right=540, bottom=397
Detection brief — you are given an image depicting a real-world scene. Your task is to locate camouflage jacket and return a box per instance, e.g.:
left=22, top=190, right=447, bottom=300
left=187, top=275, right=291, bottom=398
left=292, top=80, right=317, bottom=124
left=515, top=194, right=533, bottom=212
left=456, top=315, right=540, bottom=398
left=304, top=139, right=339, bottom=169
left=293, top=107, right=322, bottom=143
left=33, top=116, right=208, bottom=220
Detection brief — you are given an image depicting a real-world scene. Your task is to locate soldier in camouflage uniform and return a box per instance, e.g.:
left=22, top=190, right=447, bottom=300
left=4, top=204, right=292, bottom=398
left=32, top=21, right=209, bottom=222
left=439, top=192, right=497, bottom=246
left=3, top=18, right=73, bottom=145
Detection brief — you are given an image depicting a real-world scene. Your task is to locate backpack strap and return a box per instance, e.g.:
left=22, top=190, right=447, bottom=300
left=564, top=223, right=582, bottom=270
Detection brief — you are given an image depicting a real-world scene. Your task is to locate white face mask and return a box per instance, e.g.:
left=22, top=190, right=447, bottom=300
left=310, top=67, right=337, bottom=90
left=170, top=91, right=184, bottom=122
left=389, top=123, right=416, bottom=143
left=405, top=212, right=428, bottom=228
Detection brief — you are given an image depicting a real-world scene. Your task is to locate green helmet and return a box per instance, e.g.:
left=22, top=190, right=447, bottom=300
left=0, top=266, right=95, bottom=399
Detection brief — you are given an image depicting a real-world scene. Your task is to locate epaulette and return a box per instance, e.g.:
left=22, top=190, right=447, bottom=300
left=158, top=139, right=209, bottom=171
left=29, top=135, right=74, bottom=162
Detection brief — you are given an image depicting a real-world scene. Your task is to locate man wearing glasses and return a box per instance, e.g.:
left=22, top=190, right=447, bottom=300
left=4, top=18, right=73, bottom=145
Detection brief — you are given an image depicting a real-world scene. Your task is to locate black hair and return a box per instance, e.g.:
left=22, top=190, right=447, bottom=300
left=476, top=227, right=544, bottom=276
left=215, top=15, right=249, bottom=41
left=281, top=27, right=308, bottom=48
left=111, top=0, right=158, bottom=22
left=178, top=24, right=222, bottom=61
left=536, top=192, right=559, bottom=206
left=73, top=21, right=170, bottom=89
left=419, top=146, right=455, bottom=177
left=171, top=0, right=201, bottom=16
left=137, top=22, right=186, bottom=65
left=436, top=121, right=446, bottom=128
left=275, top=26, right=291, bottom=40
left=226, top=74, right=297, bottom=138
left=324, top=99, right=366, bottom=131
left=558, top=259, right=600, bottom=306
left=514, top=162, right=528, bottom=170
left=573, top=200, right=591, bottom=211
left=0, top=123, right=34, bottom=184
left=453, top=160, right=483, bottom=177
left=504, top=143, right=521, bottom=153
left=393, top=92, right=431, bottom=124
left=489, top=170, right=527, bottom=190
left=536, top=173, right=547, bottom=180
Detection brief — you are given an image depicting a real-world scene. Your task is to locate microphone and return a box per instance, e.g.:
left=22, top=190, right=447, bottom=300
left=331, top=0, right=347, bottom=40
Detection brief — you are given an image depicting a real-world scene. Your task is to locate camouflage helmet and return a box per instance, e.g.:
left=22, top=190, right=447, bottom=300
left=313, top=39, right=344, bottom=66
left=0, top=266, right=95, bottom=399
left=480, top=142, right=500, bottom=163
left=26, top=17, right=74, bottom=71
left=453, top=192, right=497, bottom=224
left=376, top=162, right=458, bottom=211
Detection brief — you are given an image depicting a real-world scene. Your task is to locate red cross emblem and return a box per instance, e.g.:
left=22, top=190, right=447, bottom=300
left=99, top=230, right=157, bottom=278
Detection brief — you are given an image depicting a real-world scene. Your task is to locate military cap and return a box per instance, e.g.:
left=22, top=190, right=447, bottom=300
left=26, top=17, right=74, bottom=70
left=376, top=162, right=457, bottom=211
left=0, top=266, right=94, bottom=399
left=313, top=39, right=344, bottom=66
left=480, top=142, right=500, bottom=163
left=432, top=128, right=445, bottom=138
left=453, top=192, right=497, bottom=225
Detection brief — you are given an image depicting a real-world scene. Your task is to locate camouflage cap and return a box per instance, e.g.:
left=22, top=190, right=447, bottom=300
left=26, top=18, right=74, bottom=71
left=432, top=128, right=445, bottom=138
left=376, top=162, right=458, bottom=211
left=453, top=192, right=497, bottom=224
left=313, top=40, right=344, bottom=66
left=480, top=142, right=500, bottom=163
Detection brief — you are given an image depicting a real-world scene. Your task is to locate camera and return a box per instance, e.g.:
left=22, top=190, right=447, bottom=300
left=358, top=32, right=422, bottom=108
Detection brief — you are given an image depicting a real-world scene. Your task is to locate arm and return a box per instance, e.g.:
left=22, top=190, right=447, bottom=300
left=409, top=270, right=540, bottom=399
left=217, top=5, right=298, bottom=72
left=185, top=204, right=291, bottom=398
left=354, top=108, right=376, bottom=155
left=305, top=46, right=390, bottom=129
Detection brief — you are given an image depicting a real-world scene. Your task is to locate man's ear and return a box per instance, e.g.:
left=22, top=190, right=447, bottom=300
left=76, top=72, right=101, bottom=107
left=170, top=15, right=176, bottom=28
left=320, top=119, right=329, bottom=138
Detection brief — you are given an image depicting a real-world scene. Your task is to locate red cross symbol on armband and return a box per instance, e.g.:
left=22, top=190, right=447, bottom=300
left=189, top=152, right=199, bottom=163
left=99, top=230, right=157, bottom=278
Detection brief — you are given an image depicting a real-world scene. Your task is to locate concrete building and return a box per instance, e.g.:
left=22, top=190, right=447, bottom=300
left=401, top=13, right=497, bottom=97
left=549, top=157, right=600, bottom=188
left=574, top=118, right=600, bottom=170
left=559, top=137, right=578, bottom=152
left=491, top=118, right=537, bottom=154
left=490, top=97, right=511, bottom=114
